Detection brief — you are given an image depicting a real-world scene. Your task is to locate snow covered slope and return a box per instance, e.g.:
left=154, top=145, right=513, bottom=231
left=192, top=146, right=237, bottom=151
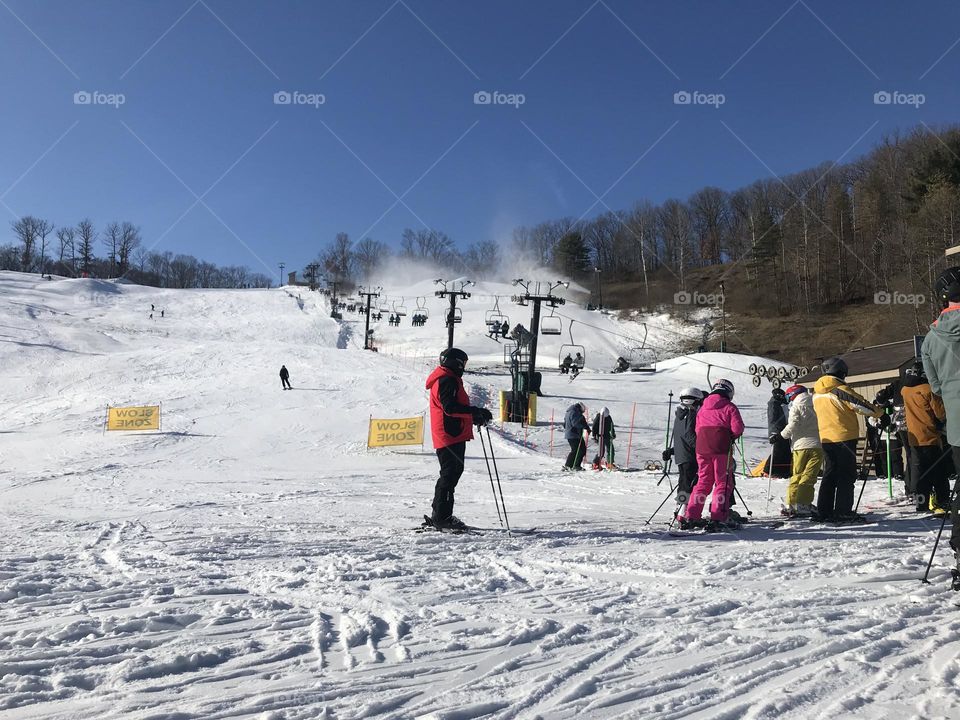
left=2, top=271, right=959, bottom=720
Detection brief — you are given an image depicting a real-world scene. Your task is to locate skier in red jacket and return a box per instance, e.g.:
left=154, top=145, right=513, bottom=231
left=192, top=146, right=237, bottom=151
left=424, top=348, right=493, bottom=530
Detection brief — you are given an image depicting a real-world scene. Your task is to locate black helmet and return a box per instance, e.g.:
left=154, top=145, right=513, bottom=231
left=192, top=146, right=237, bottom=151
left=905, top=360, right=927, bottom=381
left=772, top=387, right=786, bottom=400
left=439, top=347, right=468, bottom=375
left=822, top=356, right=848, bottom=379
left=935, top=266, right=960, bottom=304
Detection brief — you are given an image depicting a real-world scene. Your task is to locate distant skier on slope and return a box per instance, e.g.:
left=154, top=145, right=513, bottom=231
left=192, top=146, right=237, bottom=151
left=663, top=387, right=704, bottom=508
left=921, top=266, right=960, bottom=590
left=591, top=407, right=617, bottom=470
left=280, top=365, right=292, bottom=390
left=424, top=348, right=492, bottom=530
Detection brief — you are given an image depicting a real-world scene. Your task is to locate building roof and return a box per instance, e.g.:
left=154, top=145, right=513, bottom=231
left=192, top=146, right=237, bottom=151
left=797, top=339, right=918, bottom=385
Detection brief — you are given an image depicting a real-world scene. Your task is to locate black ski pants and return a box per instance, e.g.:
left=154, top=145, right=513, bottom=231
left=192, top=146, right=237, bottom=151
left=281, top=377, right=292, bottom=389
left=676, top=461, right=698, bottom=506
left=911, top=445, right=951, bottom=510
left=950, top=446, right=960, bottom=554
left=816, top=440, right=857, bottom=518
left=433, top=442, right=466, bottom=522
left=565, top=437, right=586, bottom=469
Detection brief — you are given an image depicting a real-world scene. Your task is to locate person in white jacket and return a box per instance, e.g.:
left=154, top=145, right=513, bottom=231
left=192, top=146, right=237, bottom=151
left=779, top=384, right=823, bottom=517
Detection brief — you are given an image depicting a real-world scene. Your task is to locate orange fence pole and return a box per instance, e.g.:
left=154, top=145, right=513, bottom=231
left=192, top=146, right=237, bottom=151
left=549, top=409, right=555, bottom=457
left=625, top=401, right=637, bottom=469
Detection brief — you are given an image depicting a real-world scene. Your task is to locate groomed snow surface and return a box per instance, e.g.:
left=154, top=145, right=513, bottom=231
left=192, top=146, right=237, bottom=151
left=1, top=271, right=958, bottom=720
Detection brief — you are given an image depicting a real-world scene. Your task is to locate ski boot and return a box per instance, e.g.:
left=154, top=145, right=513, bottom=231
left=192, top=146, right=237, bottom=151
left=952, top=569, right=960, bottom=592
left=706, top=518, right=742, bottom=533
left=678, top=517, right=708, bottom=531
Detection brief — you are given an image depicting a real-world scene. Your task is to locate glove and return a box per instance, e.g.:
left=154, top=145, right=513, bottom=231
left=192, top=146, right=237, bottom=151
left=878, top=414, right=891, bottom=431
left=768, top=433, right=779, bottom=445
left=662, top=448, right=674, bottom=462
left=471, top=407, right=493, bottom=426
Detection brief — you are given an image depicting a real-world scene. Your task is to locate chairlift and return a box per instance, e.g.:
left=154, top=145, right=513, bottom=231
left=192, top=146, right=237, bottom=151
left=624, top=347, right=657, bottom=373
left=379, top=298, right=391, bottom=313
left=485, top=297, right=509, bottom=327
left=559, top=320, right=585, bottom=372
left=540, top=313, right=562, bottom=336
left=393, top=299, right=408, bottom=317
left=445, top=307, right=462, bottom=325
left=415, top=297, right=429, bottom=318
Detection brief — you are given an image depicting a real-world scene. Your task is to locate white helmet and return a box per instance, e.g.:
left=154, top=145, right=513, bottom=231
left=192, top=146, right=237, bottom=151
left=679, top=387, right=704, bottom=405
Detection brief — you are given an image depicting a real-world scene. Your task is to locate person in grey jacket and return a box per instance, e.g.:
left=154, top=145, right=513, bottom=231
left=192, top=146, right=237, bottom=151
left=563, top=402, right=590, bottom=471
left=921, top=266, right=960, bottom=591
left=663, top=387, right=704, bottom=506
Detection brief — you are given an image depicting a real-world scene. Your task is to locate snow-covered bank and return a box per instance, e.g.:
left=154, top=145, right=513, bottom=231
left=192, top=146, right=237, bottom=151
left=1, top=272, right=958, bottom=720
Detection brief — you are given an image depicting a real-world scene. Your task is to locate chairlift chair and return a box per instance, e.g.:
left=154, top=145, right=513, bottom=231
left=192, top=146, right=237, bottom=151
left=540, top=315, right=562, bottom=336
left=393, top=300, right=407, bottom=317
left=414, top=297, right=429, bottom=318
left=558, top=319, right=585, bottom=371
left=627, top=348, right=657, bottom=373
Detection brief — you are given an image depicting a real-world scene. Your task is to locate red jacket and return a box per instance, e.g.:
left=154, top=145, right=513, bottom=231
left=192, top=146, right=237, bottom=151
left=695, top=392, right=744, bottom=455
left=426, top=366, right=474, bottom=449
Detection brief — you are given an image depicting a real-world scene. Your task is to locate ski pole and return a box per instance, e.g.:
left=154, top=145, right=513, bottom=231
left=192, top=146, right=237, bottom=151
left=733, top=486, right=752, bottom=516
left=921, top=504, right=951, bottom=584
left=854, top=451, right=870, bottom=513
left=662, top=391, right=674, bottom=455
left=478, top=427, right=504, bottom=526
left=886, top=427, right=893, bottom=500
left=655, top=457, right=673, bottom=488
left=645, top=485, right=677, bottom=525
left=485, top=426, right=511, bottom=532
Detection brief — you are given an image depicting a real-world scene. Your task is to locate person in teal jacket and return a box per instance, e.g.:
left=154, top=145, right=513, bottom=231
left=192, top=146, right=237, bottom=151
left=921, top=266, right=960, bottom=591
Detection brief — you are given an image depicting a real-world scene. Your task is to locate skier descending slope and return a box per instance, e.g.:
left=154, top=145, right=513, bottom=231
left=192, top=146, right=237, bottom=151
left=680, top=379, right=744, bottom=531
left=921, top=266, right=960, bottom=590
left=424, top=348, right=492, bottom=530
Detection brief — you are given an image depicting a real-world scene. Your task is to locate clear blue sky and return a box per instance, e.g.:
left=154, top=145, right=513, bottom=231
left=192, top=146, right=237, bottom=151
left=1, top=0, right=959, bottom=280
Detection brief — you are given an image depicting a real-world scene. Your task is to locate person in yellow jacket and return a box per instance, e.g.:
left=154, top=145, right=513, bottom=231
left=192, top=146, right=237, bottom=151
left=901, top=361, right=950, bottom=514
left=813, top=357, right=883, bottom=521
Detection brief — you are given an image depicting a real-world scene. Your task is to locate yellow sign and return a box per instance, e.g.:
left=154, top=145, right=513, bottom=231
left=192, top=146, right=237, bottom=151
left=106, top=405, right=161, bottom=432
left=367, top=416, right=424, bottom=448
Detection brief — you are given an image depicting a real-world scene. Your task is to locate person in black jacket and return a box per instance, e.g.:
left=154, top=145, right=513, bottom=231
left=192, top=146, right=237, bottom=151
left=591, top=407, right=617, bottom=469
left=767, top=387, right=792, bottom=477
left=563, top=402, right=590, bottom=470
left=663, top=387, right=704, bottom=506
left=279, top=365, right=292, bottom=390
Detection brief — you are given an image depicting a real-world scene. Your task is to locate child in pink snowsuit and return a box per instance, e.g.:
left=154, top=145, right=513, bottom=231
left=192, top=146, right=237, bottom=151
left=684, top=379, right=744, bottom=523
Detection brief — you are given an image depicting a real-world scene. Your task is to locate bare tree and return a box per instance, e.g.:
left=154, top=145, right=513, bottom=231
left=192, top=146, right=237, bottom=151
left=321, top=232, right=355, bottom=281
left=11, top=216, right=38, bottom=272
left=353, top=237, right=388, bottom=280
left=33, top=219, right=54, bottom=277
left=76, top=219, right=96, bottom=277
left=462, top=239, right=501, bottom=277
left=102, top=222, right=122, bottom=276
left=117, top=222, right=141, bottom=276
left=56, top=226, right=76, bottom=276
left=399, top=228, right=456, bottom=265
